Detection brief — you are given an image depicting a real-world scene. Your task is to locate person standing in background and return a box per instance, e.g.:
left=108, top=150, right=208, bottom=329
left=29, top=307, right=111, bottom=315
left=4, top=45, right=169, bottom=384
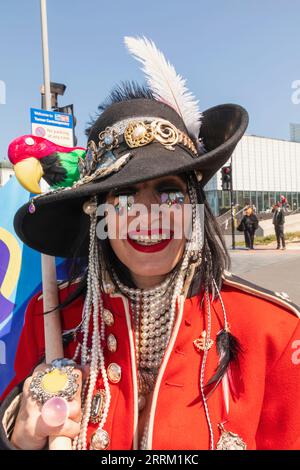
left=272, top=203, right=286, bottom=250
left=240, top=206, right=259, bottom=250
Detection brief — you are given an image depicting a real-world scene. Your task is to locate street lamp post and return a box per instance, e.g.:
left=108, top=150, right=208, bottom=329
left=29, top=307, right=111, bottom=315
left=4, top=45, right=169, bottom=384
left=40, top=0, right=51, bottom=111
left=39, top=0, right=71, bottom=450
left=230, top=158, right=235, bottom=250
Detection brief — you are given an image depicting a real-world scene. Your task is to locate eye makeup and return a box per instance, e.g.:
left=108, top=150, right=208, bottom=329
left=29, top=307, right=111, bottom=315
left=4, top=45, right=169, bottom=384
left=112, top=177, right=187, bottom=213
left=114, top=195, right=135, bottom=215
left=113, top=190, right=185, bottom=214
left=160, top=191, right=185, bottom=206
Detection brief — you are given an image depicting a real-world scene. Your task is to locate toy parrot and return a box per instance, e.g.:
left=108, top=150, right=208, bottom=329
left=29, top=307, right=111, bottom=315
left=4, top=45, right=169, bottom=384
left=8, top=135, right=86, bottom=194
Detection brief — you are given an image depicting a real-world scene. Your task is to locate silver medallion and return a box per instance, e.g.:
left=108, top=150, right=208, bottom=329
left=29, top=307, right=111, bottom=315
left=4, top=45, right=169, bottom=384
left=216, top=424, right=247, bottom=450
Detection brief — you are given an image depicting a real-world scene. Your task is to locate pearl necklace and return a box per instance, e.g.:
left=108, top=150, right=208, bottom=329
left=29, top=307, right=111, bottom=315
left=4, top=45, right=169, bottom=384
left=112, top=271, right=176, bottom=410
left=112, top=247, right=190, bottom=450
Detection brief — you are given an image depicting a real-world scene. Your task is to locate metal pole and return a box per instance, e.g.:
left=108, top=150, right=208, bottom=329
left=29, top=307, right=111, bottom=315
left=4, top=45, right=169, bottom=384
left=230, top=158, right=235, bottom=250
left=39, top=0, right=71, bottom=450
left=40, top=0, right=51, bottom=110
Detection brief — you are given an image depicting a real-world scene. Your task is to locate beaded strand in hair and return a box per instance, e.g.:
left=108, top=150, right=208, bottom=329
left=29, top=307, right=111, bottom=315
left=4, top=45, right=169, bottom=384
left=76, top=198, right=112, bottom=450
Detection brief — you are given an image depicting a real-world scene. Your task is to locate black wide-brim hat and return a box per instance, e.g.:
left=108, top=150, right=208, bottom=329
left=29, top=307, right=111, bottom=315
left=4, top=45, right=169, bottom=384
left=14, top=98, right=248, bottom=258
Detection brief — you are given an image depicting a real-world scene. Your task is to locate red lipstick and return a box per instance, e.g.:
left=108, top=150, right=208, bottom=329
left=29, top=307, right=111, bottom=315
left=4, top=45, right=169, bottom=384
left=127, top=229, right=173, bottom=253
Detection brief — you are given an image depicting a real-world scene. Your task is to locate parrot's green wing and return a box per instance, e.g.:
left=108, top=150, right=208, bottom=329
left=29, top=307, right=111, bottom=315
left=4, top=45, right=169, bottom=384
left=52, top=149, right=86, bottom=188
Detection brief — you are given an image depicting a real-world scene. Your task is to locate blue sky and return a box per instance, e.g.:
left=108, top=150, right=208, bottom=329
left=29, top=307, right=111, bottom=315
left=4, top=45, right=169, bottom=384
left=0, top=0, right=300, bottom=159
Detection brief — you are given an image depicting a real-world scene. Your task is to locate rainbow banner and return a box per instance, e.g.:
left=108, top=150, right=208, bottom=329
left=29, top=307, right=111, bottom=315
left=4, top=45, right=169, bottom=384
left=0, top=177, right=67, bottom=395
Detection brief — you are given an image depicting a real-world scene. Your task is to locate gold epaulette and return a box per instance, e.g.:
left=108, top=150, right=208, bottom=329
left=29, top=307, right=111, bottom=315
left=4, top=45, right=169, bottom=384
left=222, top=271, right=300, bottom=319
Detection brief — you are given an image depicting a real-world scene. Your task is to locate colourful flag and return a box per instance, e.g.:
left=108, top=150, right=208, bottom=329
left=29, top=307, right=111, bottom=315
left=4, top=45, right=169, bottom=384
left=0, top=176, right=67, bottom=395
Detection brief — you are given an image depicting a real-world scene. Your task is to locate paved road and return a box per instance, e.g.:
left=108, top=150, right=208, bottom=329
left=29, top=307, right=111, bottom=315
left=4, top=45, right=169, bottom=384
left=258, top=213, right=300, bottom=236
left=229, top=245, right=300, bottom=306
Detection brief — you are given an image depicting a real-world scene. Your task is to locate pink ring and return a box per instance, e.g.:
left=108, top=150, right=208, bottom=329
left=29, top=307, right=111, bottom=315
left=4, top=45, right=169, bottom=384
left=41, top=396, right=69, bottom=427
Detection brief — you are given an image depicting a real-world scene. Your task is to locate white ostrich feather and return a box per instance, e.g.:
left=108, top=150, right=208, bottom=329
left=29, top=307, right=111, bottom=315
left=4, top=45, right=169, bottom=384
left=124, top=36, right=202, bottom=141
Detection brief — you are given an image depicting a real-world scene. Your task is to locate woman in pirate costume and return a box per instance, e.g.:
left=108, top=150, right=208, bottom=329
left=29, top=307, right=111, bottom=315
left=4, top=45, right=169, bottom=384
left=1, top=37, right=300, bottom=451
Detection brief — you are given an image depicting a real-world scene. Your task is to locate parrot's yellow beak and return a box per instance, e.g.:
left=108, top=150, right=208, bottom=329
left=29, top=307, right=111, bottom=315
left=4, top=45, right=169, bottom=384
left=14, top=158, right=44, bottom=194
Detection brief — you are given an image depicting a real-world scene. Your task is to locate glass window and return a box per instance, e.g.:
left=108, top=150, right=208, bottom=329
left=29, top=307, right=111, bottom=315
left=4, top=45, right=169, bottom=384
left=270, top=193, right=276, bottom=208
left=275, top=192, right=281, bottom=204
left=234, top=191, right=242, bottom=208
left=218, top=191, right=230, bottom=215
left=232, top=191, right=236, bottom=206
left=251, top=192, right=258, bottom=211
left=243, top=192, right=250, bottom=206
left=217, top=190, right=222, bottom=213
left=257, top=192, right=263, bottom=212
left=292, top=192, right=298, bottom=210
left=263, top=192, right=269, bottom=212
left=223, top=191, right=230, bottom=208
left=205, top=190, right=218, bottom=215
left=239, top=191, right=244, bottom=207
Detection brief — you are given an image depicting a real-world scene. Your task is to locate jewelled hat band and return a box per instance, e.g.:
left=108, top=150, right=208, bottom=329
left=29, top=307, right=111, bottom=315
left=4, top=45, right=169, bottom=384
left=124, top=119, right=198, bottom=154
left=75, top=117, right=200, bottom=181
left=86, top=117, right=198, bottom=167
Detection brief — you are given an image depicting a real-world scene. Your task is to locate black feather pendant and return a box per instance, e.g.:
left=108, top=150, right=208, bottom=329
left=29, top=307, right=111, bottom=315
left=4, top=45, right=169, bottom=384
left=40, top=153, right=67, bottom=185
left=205, top=329, right=242, bottom=394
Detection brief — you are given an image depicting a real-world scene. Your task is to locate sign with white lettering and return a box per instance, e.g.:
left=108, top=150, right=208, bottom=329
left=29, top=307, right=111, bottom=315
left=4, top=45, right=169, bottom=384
left=30, top=107, right=74, bottom=146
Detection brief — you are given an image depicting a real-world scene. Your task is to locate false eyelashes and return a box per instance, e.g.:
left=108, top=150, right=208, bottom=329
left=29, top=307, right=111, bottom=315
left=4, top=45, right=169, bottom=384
left=114, top=191, right=185, bottom=214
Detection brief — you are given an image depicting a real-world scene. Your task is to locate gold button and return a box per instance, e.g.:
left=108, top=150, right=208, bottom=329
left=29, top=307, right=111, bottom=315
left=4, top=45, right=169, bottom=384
left=90, top=429, right=110, bottom=450
left=107, top=334, right=117, bottom=352
left=103, top=309, right=114, bottom=326
left=107, top=363, right=121, bottom=383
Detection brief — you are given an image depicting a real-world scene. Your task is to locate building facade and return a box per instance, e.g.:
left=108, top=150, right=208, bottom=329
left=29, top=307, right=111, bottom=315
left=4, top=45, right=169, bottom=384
left=290, top=123, right=300, bottom=143
left=205, top=134, right=300, bottom=215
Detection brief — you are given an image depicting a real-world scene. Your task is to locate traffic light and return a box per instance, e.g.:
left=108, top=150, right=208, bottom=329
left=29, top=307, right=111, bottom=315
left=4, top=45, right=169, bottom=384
left=40, top=82, right=66, bottom=109
left=221, top=165, right=232, bottom=190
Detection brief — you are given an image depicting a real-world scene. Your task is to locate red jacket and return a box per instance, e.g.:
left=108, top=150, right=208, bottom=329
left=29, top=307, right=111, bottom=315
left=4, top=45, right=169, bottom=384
left=1, top=273, right=300, bottom=450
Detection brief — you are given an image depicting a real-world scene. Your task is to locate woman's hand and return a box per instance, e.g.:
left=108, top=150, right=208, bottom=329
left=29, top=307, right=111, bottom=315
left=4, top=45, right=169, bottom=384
left=10, top=363, right=83, bottom=450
